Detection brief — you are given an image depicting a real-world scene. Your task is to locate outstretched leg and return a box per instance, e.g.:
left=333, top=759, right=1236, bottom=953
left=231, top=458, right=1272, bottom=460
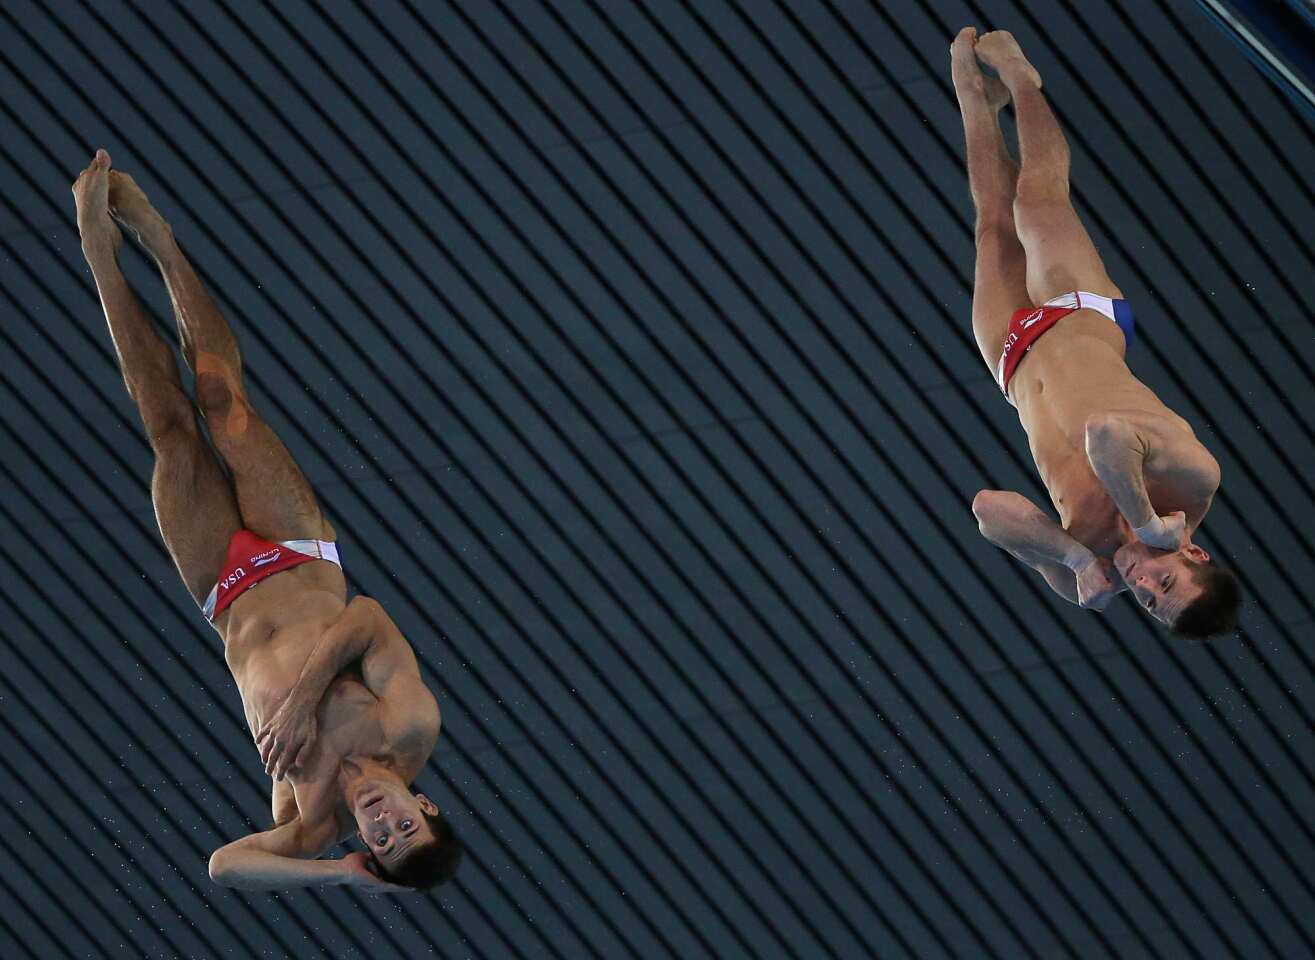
left=73, top=150, right=239, bottom=604
left=952, top=26, right=1030, bottom=373
left=106, top=171, right=333, bottom=544
left=976, top=31, right=1121, bottom=303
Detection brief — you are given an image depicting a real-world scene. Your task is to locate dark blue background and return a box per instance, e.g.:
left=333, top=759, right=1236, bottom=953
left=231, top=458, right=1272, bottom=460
left=2, top=1, right=1313, bottom=957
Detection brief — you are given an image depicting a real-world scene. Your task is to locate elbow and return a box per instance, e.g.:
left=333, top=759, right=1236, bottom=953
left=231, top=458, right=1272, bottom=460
left=1083, top=412, right=1124, bottom=452
left=349, top=594, right=384, bottom=622
left=972, top=489, right=1000, bottom=539
left=208, top=848, right=236, bottom=886
left=1083, top=412, right=1110, bottom=442
left=1083, top=414, right=1119, bottom=465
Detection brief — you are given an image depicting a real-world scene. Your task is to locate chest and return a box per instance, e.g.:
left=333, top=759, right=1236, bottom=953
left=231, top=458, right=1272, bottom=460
left=313, top=675, right=385, bottom=753
left=282, top=680, right=390, bottom=837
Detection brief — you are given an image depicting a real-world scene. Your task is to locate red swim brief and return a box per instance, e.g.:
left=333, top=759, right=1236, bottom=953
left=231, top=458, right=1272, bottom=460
left=201, top=529, right=342, bottom=621
left=996, top=290, right=1136, bottom=401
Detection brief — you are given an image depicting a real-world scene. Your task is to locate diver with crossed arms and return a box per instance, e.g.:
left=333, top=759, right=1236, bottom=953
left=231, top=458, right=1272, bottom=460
left=72, top=149, right=462, bottom=892
left=949, top=29, right=1240, bottom=637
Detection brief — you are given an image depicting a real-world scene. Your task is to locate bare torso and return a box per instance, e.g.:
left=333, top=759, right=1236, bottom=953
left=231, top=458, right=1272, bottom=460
left=216, top=563, right=429, bottom=845
left=1009, top=311, right=1207, bottom=554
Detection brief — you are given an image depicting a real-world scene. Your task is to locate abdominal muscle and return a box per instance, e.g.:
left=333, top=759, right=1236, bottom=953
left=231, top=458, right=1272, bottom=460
left=218, top=560, right=349, bottom=737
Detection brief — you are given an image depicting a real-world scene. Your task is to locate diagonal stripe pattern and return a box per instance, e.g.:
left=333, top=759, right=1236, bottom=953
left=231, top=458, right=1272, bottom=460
left=1, top=2, right=1313, bottom=958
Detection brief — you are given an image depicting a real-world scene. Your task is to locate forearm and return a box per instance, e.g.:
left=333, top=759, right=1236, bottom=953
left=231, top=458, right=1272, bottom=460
left=1084, top=414, right=1157, bottom=529
left=209, top=848, right=347, bottom=890
left=291, top=598, right=379, bottom=703
left=974, top=490, right=1094, bottom=572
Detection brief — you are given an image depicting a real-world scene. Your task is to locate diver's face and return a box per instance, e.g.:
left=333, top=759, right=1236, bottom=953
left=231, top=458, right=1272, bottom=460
left=1113, top=541, right=1208, bottom=626
left=353, top=785, right=437, bottom=869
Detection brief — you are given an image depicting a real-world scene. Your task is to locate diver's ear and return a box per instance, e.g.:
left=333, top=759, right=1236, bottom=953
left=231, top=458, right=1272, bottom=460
left=415, top=793, right=438, bottom=815
left=1183, top=544, right=1210, bottom=563
left=356, top=830, right=365, bottom=845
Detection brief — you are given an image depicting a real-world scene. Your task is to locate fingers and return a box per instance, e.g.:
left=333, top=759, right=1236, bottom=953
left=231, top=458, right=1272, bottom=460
left=273, top=731, right=313, bottom=780
left=261, top=733, right=285, bottom=777
left=292, top=739, right=313, bottom=773
left=271, top=739, right=296, bottom=779
left=273, top=743, right=295, bottom=780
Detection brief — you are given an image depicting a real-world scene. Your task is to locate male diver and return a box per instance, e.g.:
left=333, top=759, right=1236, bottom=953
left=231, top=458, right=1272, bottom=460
left=72, top=149, right=462, bottom=890
left=950, top=30, right=1240, bottom=637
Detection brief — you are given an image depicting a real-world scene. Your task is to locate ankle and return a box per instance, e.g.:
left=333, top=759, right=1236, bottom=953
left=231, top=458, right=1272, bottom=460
left=1000, top=61, right=1042, bottom=91
left=80, top=228, right=121, bottom=266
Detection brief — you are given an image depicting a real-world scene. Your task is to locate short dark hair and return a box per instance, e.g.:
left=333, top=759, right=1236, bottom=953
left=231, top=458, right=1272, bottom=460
left=371, top=809, right=463, bottom=891
left=1171, top=559, right=1241, bottom=640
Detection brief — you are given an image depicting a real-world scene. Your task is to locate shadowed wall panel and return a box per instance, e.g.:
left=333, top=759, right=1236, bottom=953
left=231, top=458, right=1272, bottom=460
left=2, top=1, right=1313, bottom=957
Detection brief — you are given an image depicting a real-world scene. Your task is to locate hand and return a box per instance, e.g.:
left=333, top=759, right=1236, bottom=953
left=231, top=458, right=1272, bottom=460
left=338, top=851, right=413, bottom=894
left=1074, top=555, right=1121, bottom=611
left=256, top=689, right=318, bottom=781
left=1133, top=511, right=1187, bottom=551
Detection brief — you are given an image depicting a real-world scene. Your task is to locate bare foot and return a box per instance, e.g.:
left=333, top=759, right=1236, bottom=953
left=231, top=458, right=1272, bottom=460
left=951, top=28, right=1011, bottom=113
left=950, top=27, right=983, bottom=100
left=108, top=170, right=174, bottom=259
left=975, top=30, right=1042, bottom=90
left=71, top=149, right=122, bottom=258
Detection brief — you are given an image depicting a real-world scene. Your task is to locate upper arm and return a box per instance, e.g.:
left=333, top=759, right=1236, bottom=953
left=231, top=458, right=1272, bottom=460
left=208, top=817, right=345, bottom=888
left=1143, top=426, right=1220, bottom=505
left=209, top=819, right=309, bottom=881
left=272, top=777, right=298, bottom=827
left=355, top=599, right=440, bottom=736
left=1086, top=411, right=1219, bottom=502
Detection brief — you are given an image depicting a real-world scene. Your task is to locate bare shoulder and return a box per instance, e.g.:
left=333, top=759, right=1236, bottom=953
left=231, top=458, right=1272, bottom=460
left=383, top=676, right=440, bottom=749
left=1116, top=407, right=1219, bottom=493
left=1085, top=404, right=1219, bottom=517
left=364, top=601, right=441, bottom=744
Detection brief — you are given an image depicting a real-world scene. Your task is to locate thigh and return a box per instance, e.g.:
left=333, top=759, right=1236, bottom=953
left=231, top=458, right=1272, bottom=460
left=1014, top=198, right=1122, bottom=304
left=194, top=366, right=331, bottom=543
left=971, top=222, right=1033, bottom=373
left=208, top=409, right=331, bottom=544
left=151, top=419, right=243, bottom=605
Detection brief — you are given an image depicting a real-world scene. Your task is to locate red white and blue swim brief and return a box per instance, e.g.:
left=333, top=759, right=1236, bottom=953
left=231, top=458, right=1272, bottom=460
left=997, top=290, right=1136, bottom=403
left=201, top=529, right=342, bottom=622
